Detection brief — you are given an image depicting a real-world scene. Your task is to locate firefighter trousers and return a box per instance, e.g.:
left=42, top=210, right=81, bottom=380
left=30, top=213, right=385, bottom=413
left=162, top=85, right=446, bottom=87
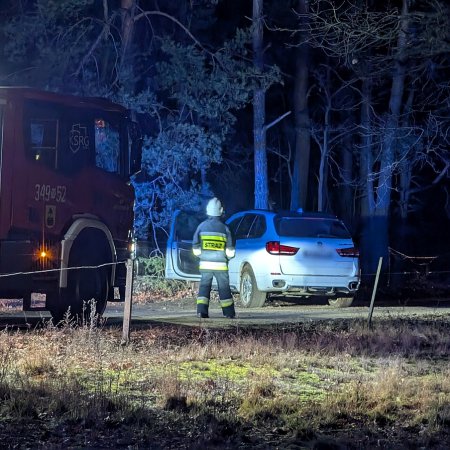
left=196, top=270, right=235, bottom=318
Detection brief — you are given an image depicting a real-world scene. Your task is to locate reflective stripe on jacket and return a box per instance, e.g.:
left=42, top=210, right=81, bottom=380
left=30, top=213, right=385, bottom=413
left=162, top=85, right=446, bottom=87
left=192, top=217, right=235, bottom=271
left=199, top=260, right=228, bottom=271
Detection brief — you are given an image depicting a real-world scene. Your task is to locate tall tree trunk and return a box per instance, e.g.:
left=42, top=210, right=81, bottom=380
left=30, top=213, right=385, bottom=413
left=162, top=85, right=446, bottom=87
left=119, top=0, right=137, bottom=87
left=317, top=66, right=331, bottom=212
left=120, top=1, right=135, bottom=54
left=253, top=0, right=268, bottom=209
left=361, top=0, right=409, bottom=275
left=317, top=104, right=330, bottom=212
left=359, top=75, right=376, bottom=275
left=374, top=0, right=408, bottom=265
left=398, top=88, right=415, bottom=220
left=391, top=87, right=415, bottom=283
left=290, top=0, right=310, bottom=211
left=339, top=132, right=354, bottom=227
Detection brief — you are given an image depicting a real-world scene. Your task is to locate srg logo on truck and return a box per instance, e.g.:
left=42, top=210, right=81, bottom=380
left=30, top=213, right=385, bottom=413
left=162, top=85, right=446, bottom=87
left=34, top=184, right=66, bottom=203
left=69, top=124, right=89, bottom=154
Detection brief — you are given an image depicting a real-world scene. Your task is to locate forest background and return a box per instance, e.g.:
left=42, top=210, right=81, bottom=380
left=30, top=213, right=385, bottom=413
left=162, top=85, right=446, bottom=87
left=0, top=0, right=449, bottom=281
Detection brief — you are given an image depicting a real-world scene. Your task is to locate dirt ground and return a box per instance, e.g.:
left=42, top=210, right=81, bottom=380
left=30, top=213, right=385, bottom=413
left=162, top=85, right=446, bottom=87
left=1, top=292, right=450, bottom=448
left=2, top=290, right=450, bottom=330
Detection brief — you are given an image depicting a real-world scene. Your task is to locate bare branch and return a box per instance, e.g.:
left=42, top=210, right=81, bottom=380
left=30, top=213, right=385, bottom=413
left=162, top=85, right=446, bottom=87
left=264, top=110, right=291, bottom=132
left=133, top=10, right=213, bottom=57
left=74, top=14, right=118, bottom=76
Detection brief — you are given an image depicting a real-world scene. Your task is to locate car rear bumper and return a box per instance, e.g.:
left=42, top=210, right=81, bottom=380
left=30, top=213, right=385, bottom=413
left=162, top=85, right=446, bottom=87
left=255, top=273, right=360, bottom=295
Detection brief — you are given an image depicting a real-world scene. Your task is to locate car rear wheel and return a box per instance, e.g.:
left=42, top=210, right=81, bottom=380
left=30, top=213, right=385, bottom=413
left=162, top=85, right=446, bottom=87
left=239, top=265, right=266, bottom=308
left=328, top=296, right=354, bottom=308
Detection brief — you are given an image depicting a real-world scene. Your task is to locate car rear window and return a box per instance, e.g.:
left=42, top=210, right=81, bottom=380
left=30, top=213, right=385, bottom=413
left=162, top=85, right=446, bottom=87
left=275, top=217, right=351, bottom=238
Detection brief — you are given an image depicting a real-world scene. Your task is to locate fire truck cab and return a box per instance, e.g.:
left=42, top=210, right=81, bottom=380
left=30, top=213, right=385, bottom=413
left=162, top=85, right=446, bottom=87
left=0, top=87, right=141, bottom=321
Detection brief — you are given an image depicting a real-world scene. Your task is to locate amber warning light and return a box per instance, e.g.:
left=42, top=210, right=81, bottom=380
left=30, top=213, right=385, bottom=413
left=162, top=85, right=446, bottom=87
left=37, top=245, right=53, bottom=261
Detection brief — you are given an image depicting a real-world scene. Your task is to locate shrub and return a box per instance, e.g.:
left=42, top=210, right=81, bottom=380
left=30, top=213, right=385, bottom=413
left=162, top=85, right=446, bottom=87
left=133, top=254, right=196, bottom=302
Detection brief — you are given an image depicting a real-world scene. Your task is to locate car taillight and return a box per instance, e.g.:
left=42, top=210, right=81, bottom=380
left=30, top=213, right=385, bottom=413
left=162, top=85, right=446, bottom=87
left=336, top=247, right=359, bottom=257
left=266, top=241, right=299, bottom=255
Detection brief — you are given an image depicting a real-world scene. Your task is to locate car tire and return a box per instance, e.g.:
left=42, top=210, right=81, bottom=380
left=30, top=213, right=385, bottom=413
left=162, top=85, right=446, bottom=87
left=328, top=296, right=354, bottom=308
left=239, top=265, right=266, bottom=308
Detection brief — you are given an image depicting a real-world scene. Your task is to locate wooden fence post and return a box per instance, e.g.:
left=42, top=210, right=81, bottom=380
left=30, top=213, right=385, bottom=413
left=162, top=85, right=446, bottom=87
left=121, top=258, right=135, bottom=345
left=367, top=257, right=383, bottom=329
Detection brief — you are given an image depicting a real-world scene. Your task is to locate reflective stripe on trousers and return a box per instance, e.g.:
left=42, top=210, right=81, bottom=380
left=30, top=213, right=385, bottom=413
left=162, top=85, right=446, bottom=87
left=219, top=298, right=233, bottom=308
left=196, top=296, right=209, bottom=305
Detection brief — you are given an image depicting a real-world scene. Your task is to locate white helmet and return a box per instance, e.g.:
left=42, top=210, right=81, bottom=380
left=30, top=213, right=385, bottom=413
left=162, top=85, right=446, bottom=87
left=206, top=197, right=223, bottom=217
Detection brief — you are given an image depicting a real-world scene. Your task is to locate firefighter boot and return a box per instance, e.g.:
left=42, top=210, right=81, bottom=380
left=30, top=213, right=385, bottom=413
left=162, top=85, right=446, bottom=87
left=221, top=301, right=235, bottom=319
left=196, top=297, right=209, bottom=318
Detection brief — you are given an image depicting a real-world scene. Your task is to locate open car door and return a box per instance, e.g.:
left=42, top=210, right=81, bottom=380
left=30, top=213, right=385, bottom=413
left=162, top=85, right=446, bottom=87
left=165, top=210, right=205, bottom=281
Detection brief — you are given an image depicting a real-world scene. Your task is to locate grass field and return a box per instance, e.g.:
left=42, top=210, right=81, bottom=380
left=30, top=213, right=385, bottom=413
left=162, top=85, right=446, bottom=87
left=1, top=311, right=450, bottom=449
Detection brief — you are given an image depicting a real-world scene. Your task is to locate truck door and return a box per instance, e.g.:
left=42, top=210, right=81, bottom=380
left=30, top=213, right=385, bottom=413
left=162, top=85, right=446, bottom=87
left=165, top=210, right=204, bottom=281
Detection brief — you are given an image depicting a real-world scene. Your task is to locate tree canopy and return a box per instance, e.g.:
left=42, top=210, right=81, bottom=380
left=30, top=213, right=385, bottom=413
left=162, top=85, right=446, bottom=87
left=1, top=0, right=449, bottom=271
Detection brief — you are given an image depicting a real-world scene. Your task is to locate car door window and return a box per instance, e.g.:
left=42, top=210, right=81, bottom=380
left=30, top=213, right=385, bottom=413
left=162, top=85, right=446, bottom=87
left=234, top=214, right=257, bottom=240
left=248, top=215, right=266, bottom=238
left=228, top=217, right=243, bottom=237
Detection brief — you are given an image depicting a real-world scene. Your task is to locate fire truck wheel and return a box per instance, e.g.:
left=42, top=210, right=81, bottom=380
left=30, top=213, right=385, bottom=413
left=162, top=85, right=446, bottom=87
left=48, top=258, right=109, bottom=324
left=68, top=262, right=109, bottom=322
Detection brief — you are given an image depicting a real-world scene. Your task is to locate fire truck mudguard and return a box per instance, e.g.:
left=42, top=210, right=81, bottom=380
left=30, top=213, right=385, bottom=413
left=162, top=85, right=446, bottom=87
left=59, top=217, right=116, bottom=289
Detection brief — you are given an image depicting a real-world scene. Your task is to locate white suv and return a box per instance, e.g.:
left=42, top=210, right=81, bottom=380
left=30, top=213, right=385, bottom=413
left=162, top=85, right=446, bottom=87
left=165, top=209, right=360, bottom=308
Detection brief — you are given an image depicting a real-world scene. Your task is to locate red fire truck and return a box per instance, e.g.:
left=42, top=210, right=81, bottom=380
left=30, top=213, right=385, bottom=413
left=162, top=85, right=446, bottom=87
left=0, top=87, right=142, bottom=321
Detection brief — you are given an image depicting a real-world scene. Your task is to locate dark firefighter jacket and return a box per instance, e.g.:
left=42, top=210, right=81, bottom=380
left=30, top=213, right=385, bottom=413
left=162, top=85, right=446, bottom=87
left=192, top=217, right=235, bottom=271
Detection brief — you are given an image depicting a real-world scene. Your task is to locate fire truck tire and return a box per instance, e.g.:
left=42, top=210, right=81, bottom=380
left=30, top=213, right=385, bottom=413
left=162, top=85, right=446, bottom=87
left=48, top=262, right=109, bottom=324
left=48, top=232, right=112, bottom=324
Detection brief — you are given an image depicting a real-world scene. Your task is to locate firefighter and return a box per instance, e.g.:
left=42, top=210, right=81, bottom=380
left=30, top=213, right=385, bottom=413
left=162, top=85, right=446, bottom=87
left=192, top=197, right=236, bottom=318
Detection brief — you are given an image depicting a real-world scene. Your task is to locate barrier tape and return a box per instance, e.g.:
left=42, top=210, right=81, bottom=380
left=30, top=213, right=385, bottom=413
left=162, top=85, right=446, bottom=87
left=389, top=247, right=439, bottom=265
left=0, top=248, right=448, bottom=279
left=0, top=260, right=127, bottom=279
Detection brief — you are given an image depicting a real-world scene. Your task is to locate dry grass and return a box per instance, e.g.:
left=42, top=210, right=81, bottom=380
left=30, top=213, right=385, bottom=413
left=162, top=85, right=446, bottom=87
left=1, top=317, right=450, bottom=448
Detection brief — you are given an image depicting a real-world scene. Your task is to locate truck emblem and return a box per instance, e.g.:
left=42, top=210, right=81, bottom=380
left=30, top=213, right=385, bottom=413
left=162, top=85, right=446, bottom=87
left=45, top=205, right=56, bottom=228
left=69, top=123, right=89, bottom=154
